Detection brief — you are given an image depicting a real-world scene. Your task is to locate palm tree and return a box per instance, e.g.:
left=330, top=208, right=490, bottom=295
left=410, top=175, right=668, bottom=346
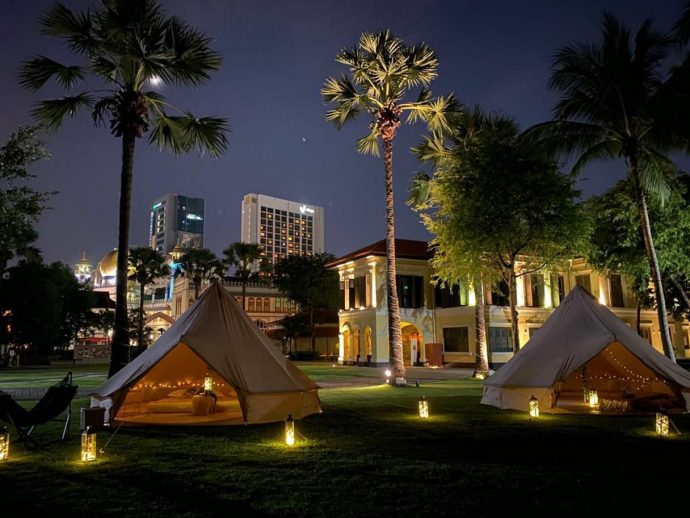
left=222, top=242, right=264, bottom=311
left=178, top=248, right=223, bottom=300
left=128, top=247, right=170, bottom=355
left=524, top=14, right=689, bottom=361
left=20, top=0, right=229, bottom=377
left=322, top=30, right=457, bottom=381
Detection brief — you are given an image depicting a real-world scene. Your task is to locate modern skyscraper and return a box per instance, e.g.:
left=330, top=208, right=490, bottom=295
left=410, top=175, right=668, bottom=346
left=241, top=193, right=324, bottom=265
left=150, top=194, right=205, bottom=254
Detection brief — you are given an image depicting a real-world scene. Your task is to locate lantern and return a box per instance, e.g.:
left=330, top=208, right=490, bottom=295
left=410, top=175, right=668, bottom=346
left=656, top=412, right=669, bottom=436
left=204, top=371, right=213, bottom=392
left=285, top=414, right=295, bottom=446
left=0, top=427, right=9, bottom=461
left=587, top=389, right=599, bottom=408
left=81, top=426, right=97, bottom=462
left=529, top=395, right=539, bottom=418
left=418, top=396, right=429, bottom=418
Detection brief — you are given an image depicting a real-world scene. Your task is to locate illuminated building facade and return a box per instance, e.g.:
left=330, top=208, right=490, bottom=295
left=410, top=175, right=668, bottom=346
left=241, top=194, right=324, bottom=266
left=150, top=194, right=205, bottom=254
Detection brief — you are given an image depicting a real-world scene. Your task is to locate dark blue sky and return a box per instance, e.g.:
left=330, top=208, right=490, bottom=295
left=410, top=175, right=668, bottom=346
left=1, top=0, right=688, bottom=267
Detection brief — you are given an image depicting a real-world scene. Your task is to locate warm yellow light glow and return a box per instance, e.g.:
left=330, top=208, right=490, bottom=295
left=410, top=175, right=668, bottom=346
left=598, top=285, right=607, bottom=305
left=385, top=369, right=392, bottom=377
left=81, top=427, right=97, bottom=462
left=586, top=389, right=599, bottom=408
left=656, top=413, right=669, bottom=436
left=285, top=415, right=295, bottom=446
left=204, top=372, right=213, bottom=392
left=0, top=428, right=9, bottom=461
left=529, top=395, right=539, bottom=418
left=418, top=396, right=429, bottom=418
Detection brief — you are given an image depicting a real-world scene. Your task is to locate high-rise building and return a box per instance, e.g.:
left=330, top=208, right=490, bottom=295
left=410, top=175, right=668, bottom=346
left=150, top=194, right=205, bottom=254
left=241, top=194, right=324, bottom=265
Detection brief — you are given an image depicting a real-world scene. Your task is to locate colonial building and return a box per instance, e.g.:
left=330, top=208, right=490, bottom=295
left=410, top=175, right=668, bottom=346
left=329, top=239, right=690, bottom=367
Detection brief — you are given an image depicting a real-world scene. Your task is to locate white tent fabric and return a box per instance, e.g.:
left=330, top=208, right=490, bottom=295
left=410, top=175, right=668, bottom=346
left=94, top=283, right=321, bottom=425
left=481, top=285, right=690, bottom=413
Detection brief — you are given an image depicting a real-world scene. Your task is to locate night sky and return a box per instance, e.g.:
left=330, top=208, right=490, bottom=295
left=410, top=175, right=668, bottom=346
left=1, top=0, right=688, bottom=267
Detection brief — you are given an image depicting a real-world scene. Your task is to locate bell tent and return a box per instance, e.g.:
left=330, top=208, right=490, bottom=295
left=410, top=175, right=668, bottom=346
left=481, top=285, right=690, bottom=414
left=93, top=283, right=321, bottom=425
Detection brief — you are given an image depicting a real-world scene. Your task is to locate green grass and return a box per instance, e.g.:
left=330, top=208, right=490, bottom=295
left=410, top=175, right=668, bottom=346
left=1, top=366, right=689, bottom=516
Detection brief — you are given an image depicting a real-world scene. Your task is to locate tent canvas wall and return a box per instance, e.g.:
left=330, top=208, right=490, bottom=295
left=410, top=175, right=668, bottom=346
left=481, top=285, right=690, bottom=414
left=94, top=283, right=321, bottom=425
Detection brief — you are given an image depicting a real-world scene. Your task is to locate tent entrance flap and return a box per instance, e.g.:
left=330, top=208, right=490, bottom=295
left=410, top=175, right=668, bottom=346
left=115, top=343, right=244, bottom=425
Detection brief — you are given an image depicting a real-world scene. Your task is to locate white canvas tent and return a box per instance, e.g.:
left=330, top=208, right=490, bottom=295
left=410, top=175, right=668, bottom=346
left=482, top=285, right=690, bottom=414
left=94, top=283, right=321, bottom=425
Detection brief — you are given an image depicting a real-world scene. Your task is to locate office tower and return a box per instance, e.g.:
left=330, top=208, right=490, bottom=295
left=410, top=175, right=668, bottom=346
left=241, top=193, right=324, bottom=265
left=150, top=194, right=205, bottom=254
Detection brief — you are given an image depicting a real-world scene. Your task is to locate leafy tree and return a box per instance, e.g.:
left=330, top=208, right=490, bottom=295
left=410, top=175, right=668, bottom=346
left=273, top=254, right=339, bottom=352
left=128, top=247, right=170, bottom=354
left=222, top=242, right=264, bottom=310
left=21, top=0, right=229, bottom=377
left=524, top=14, right=690, bottom=361
left=177, top=248, right=223, bottom=300
left=419, top=117, right=589, bottom=352
left=280, top=312, right=310, bottom=355
left=0, top=126, right=51, bottom=271
left=322, top=30, right=457, bottom=380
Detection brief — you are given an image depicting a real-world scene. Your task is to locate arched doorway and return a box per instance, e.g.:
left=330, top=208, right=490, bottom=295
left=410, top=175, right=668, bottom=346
left=353, top=328, right=361, bottom=364
left=364, top=327, right=373, bottom=364
left=401, top=322, right=424, bottom=366
left=340, top=324, right=351, bottom=363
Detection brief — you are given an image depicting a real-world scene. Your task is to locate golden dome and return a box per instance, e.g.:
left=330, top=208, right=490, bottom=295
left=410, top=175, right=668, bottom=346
left=99, top=249, right=118, bottom=278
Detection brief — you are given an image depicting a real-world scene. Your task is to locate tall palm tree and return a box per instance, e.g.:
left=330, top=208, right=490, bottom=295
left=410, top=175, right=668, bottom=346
left=222, top=242, right=263, bottom=311
left=178, top=248, right=223, bottom=300
left=524, top=14, right=689, bottom=362
left=322, top=30, right=457, bottom=381
left=128, top=247, right=170, bottom=355
left=20, top=0, right=229, bottom=377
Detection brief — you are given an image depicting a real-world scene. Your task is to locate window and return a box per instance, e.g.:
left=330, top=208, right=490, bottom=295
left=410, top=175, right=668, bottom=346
left=353, top=276, right=367, bottom=308
left=684, top=328, right=690, bottom=349
left=526, top=274, right=544, bottom=308
left=248, top=297, right=255, bottom=312
left=264, top=298, right=270, bottom=312
left=275, top=298, right=283, bottom=312
left=640, top=327, right=652, bottom=343
left=443, top=327, right=469, bottom=353
left=575, top=274, right=591, bottom=294
left=609, top=274, right=625, bottom=308
left=434, top=283, right=463, bottom=308
left=396, top=275, right=424, bottom=308
left=528, top=327, right=540, bottom=340
left=490, top=280, right=509, bottom=306
left=551, top=274, right=565, bottom=307
left=488, top=327, right=513, bottom=353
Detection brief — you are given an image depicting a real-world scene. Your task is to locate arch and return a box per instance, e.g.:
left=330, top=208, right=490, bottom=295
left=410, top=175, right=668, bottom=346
left=340, top=323, right=352, bottom=362
left=401, top=321, right=424, bottom=366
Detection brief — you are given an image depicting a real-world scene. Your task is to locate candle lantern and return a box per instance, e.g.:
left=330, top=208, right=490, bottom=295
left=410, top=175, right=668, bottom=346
left=81, top=426, right=97, bottom=462
left=529, top=395, right=539, bottom=418
left=285, top=414, right=295, bottom=446
left=587, top=389, right=599, bottom=408
left=418, top=396, right=429, bottom=419
left=385, top=369, right=391, bottom=384
left=656, top=412, right=669, bottom=436
left=204, top=371, right=213, bottom=392
left=0, top=427, right=9, bottom=461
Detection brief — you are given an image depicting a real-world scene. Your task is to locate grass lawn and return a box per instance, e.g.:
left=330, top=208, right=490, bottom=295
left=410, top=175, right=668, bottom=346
left=1, top=364, right=689, bottom=517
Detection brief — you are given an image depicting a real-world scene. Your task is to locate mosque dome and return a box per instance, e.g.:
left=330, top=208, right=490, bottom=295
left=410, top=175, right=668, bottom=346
left=99, top=248, right=118, bottom=278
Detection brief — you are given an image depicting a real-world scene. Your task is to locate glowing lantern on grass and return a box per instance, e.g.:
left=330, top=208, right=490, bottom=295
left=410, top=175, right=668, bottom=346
left=656, top=412, right=669, bottom=436
left=0, top=427, right=9, bottom=461
left=385, top=369, right=391, bottom=384
left=285, top=415, right=295, bottom=446
left=587, top=389, right=599, bottom=408
left=418, top=396, right=429, bottom=419
left=529, top=395, right=539, bottom=418
left=204, top=371, right=213, bottom=392
left=81, top=426, right=97, bottom=462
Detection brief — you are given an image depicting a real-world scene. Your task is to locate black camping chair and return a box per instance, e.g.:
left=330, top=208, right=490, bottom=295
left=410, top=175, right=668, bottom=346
left=0, top=372, right=78, bottom=448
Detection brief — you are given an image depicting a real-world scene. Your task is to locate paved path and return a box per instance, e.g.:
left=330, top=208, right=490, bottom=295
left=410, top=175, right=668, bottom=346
left=315, top=366, right=475, bottom=389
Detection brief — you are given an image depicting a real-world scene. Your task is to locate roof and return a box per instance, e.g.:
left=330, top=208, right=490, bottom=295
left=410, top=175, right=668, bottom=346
left=328, top=239, right=431, bottom=268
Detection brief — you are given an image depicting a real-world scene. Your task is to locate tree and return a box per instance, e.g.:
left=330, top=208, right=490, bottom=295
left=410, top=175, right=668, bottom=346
left=322, top=30, right=457, bottom=381
left=177, top=248, right=223, bottom=300
left=524, top=14, right=690, bottom=361
left=419, top=117, right=589, bottom=353
left=21, top=0, right=229, bottom=377
left=273, top=254, right=339, bottom=353
left=223, top=242, right=264, bottom=310
left=128, top=247, right=170, bottom=355
left=0, top=126, right=51, bottom=271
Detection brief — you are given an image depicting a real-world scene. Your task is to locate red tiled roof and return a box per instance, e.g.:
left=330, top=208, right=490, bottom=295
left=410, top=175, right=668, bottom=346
left=327, top=239, right=431, bottom=268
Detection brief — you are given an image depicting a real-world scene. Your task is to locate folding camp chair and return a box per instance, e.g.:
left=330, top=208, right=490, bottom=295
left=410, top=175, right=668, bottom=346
left=0, top=372, right=78, bottom=448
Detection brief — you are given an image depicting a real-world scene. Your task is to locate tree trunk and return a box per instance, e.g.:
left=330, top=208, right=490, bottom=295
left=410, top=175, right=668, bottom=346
left=194, top=279, right=200, bottom=300
left=137, top=281, right=145, bottom=357
left=670, top=275, right=690, bottom=311
left=473, top=282, right=489, bottom=377
left=507, top=268, right=520, bottom=353
left=109, top=132, right=136, bottom=377
left=636, top=302, right=642, bottom=336
left=630, top=160, right=675, bottom=362
left=241, top=279, right=247, bottom=311
left=383, top=137, right=405, bottom=381
left=310, top=306, right=316, bottom=353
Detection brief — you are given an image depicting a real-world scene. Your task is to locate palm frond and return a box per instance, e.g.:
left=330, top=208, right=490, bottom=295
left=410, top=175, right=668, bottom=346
left=569, top=139, right=617, bottom=177
left=411, top=132, right=449, bottom=164
left=40, top=3, right=97, bottom=55
left=407, top=172, right=432, bottom=207
left=522, top=120, right=611, bottom=163
left=150, top=112, right=229, bottom=157
left=90, top=56, right=120, bottom=84
left=20, top=56, right=85, bottom=91
left=675, top=1, right=690, bottom=44
left=356, top=130, right=380, bottom=157
left=404, top=94, right=459, bottom=136
left=31, top=93, right=94, bottom=130
left=638, top=148, right=675, bottom=204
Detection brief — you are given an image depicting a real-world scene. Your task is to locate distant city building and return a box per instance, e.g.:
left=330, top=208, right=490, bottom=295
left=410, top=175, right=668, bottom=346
left=74, top=252, right=92, bottom=284
left=149, top=194, right=205, bottom=254
left=241, top=193, right=324, bottom=266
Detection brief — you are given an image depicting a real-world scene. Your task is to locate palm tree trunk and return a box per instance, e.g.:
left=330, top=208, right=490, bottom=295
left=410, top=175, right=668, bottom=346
left=242, top=280, right=247, bottom=311
left=473, top=282, right=489, bottom=377
left=507, top=269, right=520, bottom=353
left=636, top=302, right=642, bottom=336
left=383, top=137, right=405, bottom=381
left=631, top=160, right=675, bottom=362
left=310, top=306, right=316, bottom=353
left=670, top=275, right=690, bottom=311
left=109, top=132, right=136, bottom=377
left=137, top=281, right=145, bottom=355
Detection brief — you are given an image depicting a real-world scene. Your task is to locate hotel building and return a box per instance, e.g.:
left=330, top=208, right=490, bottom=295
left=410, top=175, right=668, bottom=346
left=150, top=194, right=205, bottom=254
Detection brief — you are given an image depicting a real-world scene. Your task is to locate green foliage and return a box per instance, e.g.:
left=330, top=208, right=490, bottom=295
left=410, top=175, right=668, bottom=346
left=222, top=242, right=264, bottom=281
left=0, top=126, right=51, bottom=271
left=128, top=247, right=171, bottom=287
left=177, top=248, right=224, bottom=297
left=273, top=253, right=340, bottom=312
